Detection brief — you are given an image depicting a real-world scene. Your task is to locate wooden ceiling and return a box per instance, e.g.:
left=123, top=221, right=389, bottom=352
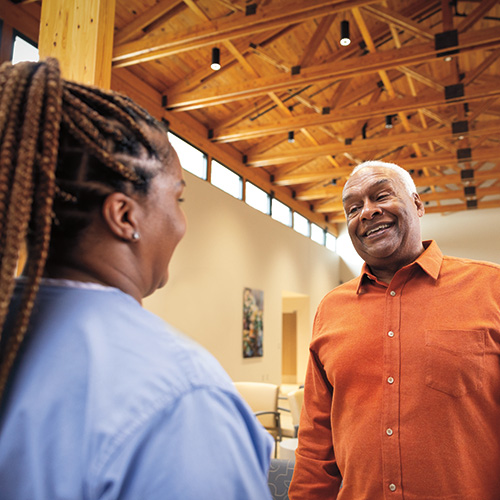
left=3, top=0, right=500, bottom=232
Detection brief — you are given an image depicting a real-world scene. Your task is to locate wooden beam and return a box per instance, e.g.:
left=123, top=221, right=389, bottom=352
left=396, top=66, right=444, bottom=92
left=274, top=147, right=500, bottom=186
left=165, top=27, right=500, bottom=110
left=212, top=82, right=500, bottom=142
left=246, top=120, right=500, bottom=167
left=297, top=167, right=500, bottom=202
left=166, top=26, right=293, bottom=95
left=329, top=196, right=500, bottom=221
left=38, top=0, right=115, bottom=87
left=462, top=48, right=500, bottom=86
left=0, top=18, right=13, bottom=64
left=114, top=0, right=185, bottom=45
left=250, top=45, right=291, bottom=72
left=0, top=0, right=40, bottom=43
left=112, top=0, right=379, bottom=67
left=298, top=14, right=336, bottom=67
left=352, top=5, right=423, bottom=157
left=110, top=68, right=338, bottom=235
left=362, top=4, right=435, bottom=40
left=424, top=199, right=500, bottom=214
left=456, top=0, right=499, bottom=34
left=316, top=183, right=500, bottom=214
left=274, top=167, right=354, bottom=186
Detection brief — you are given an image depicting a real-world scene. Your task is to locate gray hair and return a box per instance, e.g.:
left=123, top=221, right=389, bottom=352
left=349, top=161, right=417, bottom=196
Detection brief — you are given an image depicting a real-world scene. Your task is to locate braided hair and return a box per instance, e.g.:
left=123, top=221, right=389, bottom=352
left=0, top=58, right=172, bottom=402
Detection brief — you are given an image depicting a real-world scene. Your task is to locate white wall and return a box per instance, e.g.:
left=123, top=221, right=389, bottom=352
left=336, top=207, right=500, bottom=282
left=420, top=208, right=500, bottom=264
left=144, top=171, right=339, bottom=384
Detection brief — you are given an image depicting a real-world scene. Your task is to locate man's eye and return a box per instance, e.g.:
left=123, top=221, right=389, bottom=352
left=377, top=193, right=388, bottom=200
left=347, top=206, right=359, bottom=216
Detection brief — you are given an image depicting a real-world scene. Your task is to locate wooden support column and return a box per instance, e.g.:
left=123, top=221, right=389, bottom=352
left=0, top=21, right=14, bottom=65
left=38, top=0, right=115, bottom=87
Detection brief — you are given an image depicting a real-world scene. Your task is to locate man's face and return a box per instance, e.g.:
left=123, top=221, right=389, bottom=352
left=342, top=166, right=425, bottom=272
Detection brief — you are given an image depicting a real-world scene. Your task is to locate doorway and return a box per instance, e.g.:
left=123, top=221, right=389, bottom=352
left=282, top=292, right=310, bottom=385
left=282, top=312, right=297, bottom=384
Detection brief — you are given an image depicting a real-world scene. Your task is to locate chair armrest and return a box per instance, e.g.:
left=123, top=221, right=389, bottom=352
left=254, top=411, right=282, bottom=442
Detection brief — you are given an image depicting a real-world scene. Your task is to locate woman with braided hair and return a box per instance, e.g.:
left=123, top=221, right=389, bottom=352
left=0, top=59, right=273, bottom=499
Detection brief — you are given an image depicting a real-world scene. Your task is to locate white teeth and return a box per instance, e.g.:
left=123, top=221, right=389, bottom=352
left=366, top=224, right=390, bottom=236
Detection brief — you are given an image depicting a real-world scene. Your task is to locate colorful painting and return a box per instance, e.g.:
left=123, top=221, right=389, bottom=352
left=243, top=287, right=263, bottom=358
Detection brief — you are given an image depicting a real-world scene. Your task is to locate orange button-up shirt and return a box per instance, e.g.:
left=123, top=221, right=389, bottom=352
left=290, top=241, right=500, bottom=500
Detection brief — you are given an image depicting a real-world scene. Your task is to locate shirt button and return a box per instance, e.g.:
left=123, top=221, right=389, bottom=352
left=390, top=290, right=396, bottom=296
left=389, top=483, right=397, bottom=492
left=386, top=428, right=393, bottom=436
left=388, top=331, right=395, bottom=337
left=387, top=377, right=394, bottom=384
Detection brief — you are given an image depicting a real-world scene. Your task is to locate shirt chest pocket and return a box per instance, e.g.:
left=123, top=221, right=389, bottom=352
left=425, top=329, right=485, bottom=398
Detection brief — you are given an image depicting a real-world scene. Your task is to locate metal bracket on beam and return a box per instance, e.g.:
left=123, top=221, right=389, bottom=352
left=345, top=138, right=352, bottom=145
left=457, top=148, right=472, bottom=160
left=161, top=95, right=168, bottom=107
left=464, top=186, right=476, bottom=198
left=242, top=155, right=248, bottom=164
left=208, top=129, right=214, bottom=139
left=445, top=83, right=464, bottom=100
left=435, top=30, right=459, bottom=58
left=291, top=66, right=301, bottom=75
left=466, top=199, right=478, bottom=209
left=460, top=169, right=474, bottom=181
left=452, top=120, right=468, bottom=135
left=245, top=3, right=257, bottom=15
left=322, top=107, right=330, bottom=115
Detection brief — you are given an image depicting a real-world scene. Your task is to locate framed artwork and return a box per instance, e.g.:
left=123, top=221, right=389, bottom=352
left=243, top=287, right=263, bottom=358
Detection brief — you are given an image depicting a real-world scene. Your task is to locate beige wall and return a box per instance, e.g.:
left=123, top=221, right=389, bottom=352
left=337, top=207, right=500, bottom=281
left=144, top=171, right=339, bottom=384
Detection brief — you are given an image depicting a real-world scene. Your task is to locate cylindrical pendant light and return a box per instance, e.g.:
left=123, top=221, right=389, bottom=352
left=340, top=20, right=351, bottom=46
left=211, top=47, right=221, bottom=71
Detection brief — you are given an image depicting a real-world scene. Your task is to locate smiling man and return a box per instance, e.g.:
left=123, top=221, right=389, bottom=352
left=289, top=161, right=500, bottom=500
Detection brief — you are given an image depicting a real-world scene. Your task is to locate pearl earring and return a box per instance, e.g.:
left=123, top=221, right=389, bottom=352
left=132, top=231, right=140, bottom=241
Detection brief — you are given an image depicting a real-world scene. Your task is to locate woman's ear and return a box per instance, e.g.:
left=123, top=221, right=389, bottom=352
left=101, top=192, right=141, bottom=241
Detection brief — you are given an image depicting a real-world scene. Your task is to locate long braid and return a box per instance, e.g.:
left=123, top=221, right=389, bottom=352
left=0, top=58, right=171, bottom=403
left=0, top=63, right=53, bottom=394
left=0, top=63, right=36, bottom=314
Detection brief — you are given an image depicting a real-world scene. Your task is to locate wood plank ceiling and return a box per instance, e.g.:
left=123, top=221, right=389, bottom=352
left=5, top=0, right=500, bottom=230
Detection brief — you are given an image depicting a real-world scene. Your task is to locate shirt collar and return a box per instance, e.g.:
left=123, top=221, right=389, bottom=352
left=355, top=240, right=443, bottom=294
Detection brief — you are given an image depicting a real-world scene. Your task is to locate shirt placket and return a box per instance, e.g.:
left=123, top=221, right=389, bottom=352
left=381, top=279, right=404, bottom=499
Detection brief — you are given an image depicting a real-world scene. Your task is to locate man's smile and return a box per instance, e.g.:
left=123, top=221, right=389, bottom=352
left=362, top=222, right=394, bottom=238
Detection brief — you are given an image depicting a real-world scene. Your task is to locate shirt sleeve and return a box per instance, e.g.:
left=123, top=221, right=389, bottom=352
left=94, top=387, right=274, bottom=500
left=289, top=311, right=342, bottom=499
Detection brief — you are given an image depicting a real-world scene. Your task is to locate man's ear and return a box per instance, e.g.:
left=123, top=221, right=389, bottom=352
left=413, top=192, right=425, bottom=217
left=101, top=192, right=141, bottom=241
